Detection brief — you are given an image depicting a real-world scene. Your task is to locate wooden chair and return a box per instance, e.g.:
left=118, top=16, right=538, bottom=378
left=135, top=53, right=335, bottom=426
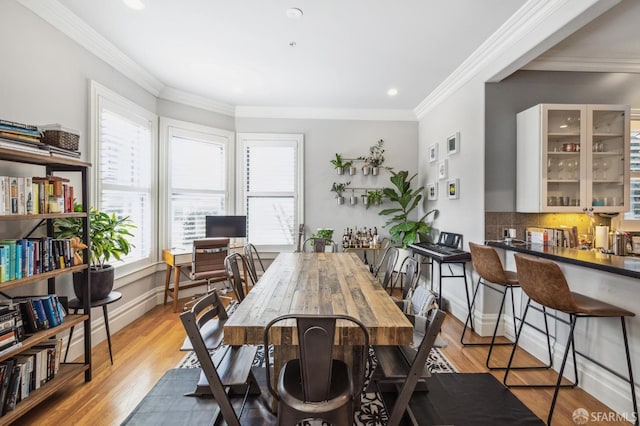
left=302, top=237, right=338, bottom=253
left=179, top=300, right=259, bottom=425
left=179, top=290, right=228, bottom=353
left=372, top=309, right=446, bottom=426
left=244, top=243, right=266, bottom=284
left=263, top=314, right=369, bottom=425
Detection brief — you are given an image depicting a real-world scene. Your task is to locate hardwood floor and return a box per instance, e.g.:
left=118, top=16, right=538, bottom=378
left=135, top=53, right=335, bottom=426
left=13, top=298, right=633, bottom=425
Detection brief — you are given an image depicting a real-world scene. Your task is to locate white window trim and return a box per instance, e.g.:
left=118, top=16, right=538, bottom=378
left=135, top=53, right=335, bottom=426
left=236, top=133, right=304, bottom=252
left=90, top=80, right=158, bottom=276
left=158, top=117, right=235, bottom=251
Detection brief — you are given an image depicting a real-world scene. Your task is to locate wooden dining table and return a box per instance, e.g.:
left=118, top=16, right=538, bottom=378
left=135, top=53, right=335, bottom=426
left=224, top=252, right=413, bottom=404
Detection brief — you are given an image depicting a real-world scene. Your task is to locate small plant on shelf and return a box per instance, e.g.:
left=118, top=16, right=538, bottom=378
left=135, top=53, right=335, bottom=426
left=331, top=181, right=350, bottom=205
left=366, top=189, right=384, bottom=208
left=365, top=139, right=389, bottom=175
left=330, top=153, right=352, bottom=175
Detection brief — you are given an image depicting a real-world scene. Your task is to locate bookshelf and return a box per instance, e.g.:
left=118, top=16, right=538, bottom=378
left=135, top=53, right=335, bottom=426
left=0, top=147, right=91, bottom=424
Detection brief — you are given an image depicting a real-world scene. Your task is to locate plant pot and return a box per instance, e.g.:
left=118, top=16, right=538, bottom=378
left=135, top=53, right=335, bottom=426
left=371, top=167, right=379, bottom=176
left=73, top=265, right=115, bottom=302
left=362, top=166, right=370, bottom=176
left=336, top=167, right=344, bottom=175
left=350, top=194, right=358, bottom=205
left=362, top=195, right=369, bottom=207
left=349, top=166, right=357, bottom=176
left=336, top=196, right=345, bottom=205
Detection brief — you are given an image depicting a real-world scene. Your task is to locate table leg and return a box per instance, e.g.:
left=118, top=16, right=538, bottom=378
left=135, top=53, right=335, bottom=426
left=163, top=264, right=172, bottom=306
left=103, top=304, right=114, bottom=365
left=172, top=265, right=181, bottom=313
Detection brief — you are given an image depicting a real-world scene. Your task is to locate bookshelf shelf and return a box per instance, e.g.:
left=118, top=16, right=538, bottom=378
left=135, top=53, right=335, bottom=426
left=0, top=145, right=91, bottom=423
left=0, top=363, right=89, bottom=426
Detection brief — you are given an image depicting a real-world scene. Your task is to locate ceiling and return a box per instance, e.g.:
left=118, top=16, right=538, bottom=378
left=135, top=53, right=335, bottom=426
left=53, top=0, right=526, bottom=111
left=22, top=1, right=640, bottom=113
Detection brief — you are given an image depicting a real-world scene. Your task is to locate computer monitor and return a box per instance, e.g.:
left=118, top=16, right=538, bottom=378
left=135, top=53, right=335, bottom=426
left=205, top=215, right=247, bottom=238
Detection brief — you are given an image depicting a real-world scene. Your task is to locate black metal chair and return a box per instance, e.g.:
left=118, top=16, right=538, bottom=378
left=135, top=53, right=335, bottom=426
left=244, top=242, right=266, bottom=284
left=506, top=254, right=638, bottom=425
left=224, top=252, right=251, bottom=302
left=372, top=309, right=446, bottom=426
left=263, top=314, right=369, bottom=425
left=179, top=297, right=260, bottom=425
left=391, top=256, right=420, bottom=299
left=302, top=237, right=338, bottom=253
left=374, top=246, right=399, bottom=293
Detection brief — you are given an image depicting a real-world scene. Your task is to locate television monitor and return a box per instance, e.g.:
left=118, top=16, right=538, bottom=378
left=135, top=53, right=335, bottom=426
left=205, top=215, right=247, bottom=238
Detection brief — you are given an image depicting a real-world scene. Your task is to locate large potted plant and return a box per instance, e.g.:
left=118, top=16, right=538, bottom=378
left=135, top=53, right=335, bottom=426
left=380, top=170, right=437, bottom=248
left=55, top=206, right=135, bottom=302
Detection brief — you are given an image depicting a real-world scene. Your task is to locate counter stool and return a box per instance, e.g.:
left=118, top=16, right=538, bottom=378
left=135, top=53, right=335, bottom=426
left=462, top=243, right=523, bottom=369
left=506, top=254, right=637, bottom=425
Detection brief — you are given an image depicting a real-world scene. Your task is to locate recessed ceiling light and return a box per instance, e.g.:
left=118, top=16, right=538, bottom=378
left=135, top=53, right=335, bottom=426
left=289, top=41, right=297, bottom=48
left=123, top=0, right=146, bottom=10
left=286, top=8, right=303, bottom=19
left=387, top=88, right=398, bottom=96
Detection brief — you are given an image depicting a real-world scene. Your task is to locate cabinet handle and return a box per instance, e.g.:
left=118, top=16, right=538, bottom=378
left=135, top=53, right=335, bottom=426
left=582, top=207, right=588, bottom=212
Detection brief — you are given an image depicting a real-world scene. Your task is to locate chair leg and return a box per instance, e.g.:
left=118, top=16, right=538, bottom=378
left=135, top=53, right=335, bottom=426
left=486, top=286, right=514, bottom=370
left=548, top=315, right=577, bottom=425
left=621, top=317, right=639, bottom=425
left=460, top=276, right=482, bottom=344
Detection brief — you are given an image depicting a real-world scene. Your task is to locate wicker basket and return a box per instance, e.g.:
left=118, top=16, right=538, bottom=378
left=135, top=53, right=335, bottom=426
left=42, top=130, right=80, bottom=151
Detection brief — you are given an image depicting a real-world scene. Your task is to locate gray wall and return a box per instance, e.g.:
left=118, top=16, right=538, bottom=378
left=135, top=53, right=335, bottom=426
left=235, top=117, right=419, bottom=241
left=485, top=70, right=640, bottom=212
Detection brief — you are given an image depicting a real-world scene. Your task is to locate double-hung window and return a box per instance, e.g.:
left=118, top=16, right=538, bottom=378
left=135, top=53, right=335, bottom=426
left=237, top=133, right=304, bottom=252
left=91, top=81, right=157, bottom=270
left=161, top=118, right=234, bottom=250
left=625, top=118, right=640, bottom=220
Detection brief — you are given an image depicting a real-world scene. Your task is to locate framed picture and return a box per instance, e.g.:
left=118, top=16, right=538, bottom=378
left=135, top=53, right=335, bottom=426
left=427, top=182, right=438, bottom=200
left=447, top=178, right=460, bottom=199
left=447, top=132, right=460, bottom=155
left=428, top=144, right=438, bottom=163
left=437, top=159, right=448, bottom=180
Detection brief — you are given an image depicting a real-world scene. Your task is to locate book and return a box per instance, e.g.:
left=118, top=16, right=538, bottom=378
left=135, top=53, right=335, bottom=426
left=3, top=365, right=21, bottom=412
left=18, top=301, right=39, bottom=333
left=40, top=296, right=60, bottom=327
left=9, top=178, right=18, bottom=215
left=0, top=119, right=38, bottom=132
left=0, top=360, right=14, bottom=415
left=0, top=241, right=16, bottom=281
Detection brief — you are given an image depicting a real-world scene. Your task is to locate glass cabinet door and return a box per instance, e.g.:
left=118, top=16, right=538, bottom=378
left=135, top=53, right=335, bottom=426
left=588, top=106, right=629, bottom=212
left=543, top=106, right=585, bottom=211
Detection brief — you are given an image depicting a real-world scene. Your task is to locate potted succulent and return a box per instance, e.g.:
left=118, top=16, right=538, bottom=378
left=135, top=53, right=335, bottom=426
left=330, top=153, right=352, bottom=176
left=55, top=205, right=136, bottom=302
left=379, top=170, right=437, bottom=248
left=331, top=182, right=350, bottom=205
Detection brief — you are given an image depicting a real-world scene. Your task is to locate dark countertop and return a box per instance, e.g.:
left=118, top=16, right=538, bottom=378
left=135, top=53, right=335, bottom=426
left=486, top=240, right=640, bottom=279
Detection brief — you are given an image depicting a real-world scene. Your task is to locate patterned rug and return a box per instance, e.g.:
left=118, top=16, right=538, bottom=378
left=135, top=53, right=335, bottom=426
left=177, top=344, right=456, bottom=425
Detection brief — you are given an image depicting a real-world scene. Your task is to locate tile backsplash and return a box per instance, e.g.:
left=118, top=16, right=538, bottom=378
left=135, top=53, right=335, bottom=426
left=485, top=212, right=610, bottom=243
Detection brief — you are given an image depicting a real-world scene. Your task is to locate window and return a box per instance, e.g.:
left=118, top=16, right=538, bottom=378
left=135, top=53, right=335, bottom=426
left=161, top=118, right=234, bottom=250
left=237, top=133, right=304, bottom=251
left=625, top=118, right=640, bottom=221
left=91, top=81, right=157, bottom=269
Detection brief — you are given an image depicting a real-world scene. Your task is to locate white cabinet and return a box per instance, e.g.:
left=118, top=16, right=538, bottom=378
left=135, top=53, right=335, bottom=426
left=516, top=103, right=630, bottom=213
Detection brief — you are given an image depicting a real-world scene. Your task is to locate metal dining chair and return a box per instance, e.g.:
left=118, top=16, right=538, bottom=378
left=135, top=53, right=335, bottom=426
left=302, top=237, right=338, bottom=253
left=244, top=243, right=265, bottom=284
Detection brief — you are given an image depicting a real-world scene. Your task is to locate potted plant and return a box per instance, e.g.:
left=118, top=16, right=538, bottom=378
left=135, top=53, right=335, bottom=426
left=331, top=182, right=350, bottom=205
left=330, top=153, right=352, bottom=176
left=366, top=189, right=384, bottom=208
left=55, top=206, right=136, bottom=302
left=379, top=170, right=437, bottom=248
left=366, top=139, right=386, bottom=176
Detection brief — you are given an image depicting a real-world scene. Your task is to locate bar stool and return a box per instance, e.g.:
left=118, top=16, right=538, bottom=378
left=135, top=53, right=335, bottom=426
left=506, top=254, right=638, bottom=425
left=462, top=243, right=522, bottom=369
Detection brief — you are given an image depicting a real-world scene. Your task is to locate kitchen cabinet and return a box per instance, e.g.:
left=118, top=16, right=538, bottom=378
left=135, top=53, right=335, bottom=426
left=516, top=103, right=630, bottom=213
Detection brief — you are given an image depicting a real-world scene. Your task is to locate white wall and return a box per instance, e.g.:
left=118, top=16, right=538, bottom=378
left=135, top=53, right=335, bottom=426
left=235, top=117, right=419, bottom=242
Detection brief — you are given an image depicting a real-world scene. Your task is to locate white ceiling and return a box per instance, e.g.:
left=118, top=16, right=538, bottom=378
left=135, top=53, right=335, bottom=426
left=53, top=0, right=526, bottom=111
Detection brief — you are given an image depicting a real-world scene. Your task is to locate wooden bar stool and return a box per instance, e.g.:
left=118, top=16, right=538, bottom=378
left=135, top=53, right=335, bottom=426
left=506, top=254, right=638, bottom=425
left=462, top=242, right=535, bottom=370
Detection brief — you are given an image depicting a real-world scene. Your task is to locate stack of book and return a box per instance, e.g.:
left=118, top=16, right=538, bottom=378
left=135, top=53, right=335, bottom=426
left=0, top=175, right=74, bottom=215
left=0, top=119, right=46, bottom=156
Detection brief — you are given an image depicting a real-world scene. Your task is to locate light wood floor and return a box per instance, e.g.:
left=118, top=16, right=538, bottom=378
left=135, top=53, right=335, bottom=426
left=13, top=298, right=633, bottom=426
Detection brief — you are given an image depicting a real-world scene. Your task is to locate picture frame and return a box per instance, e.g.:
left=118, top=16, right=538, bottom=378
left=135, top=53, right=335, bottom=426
left=447, top=178, right=460, bottom=199
left=447, top=132, right=460, bottom=155
left=428, top=144, right=438, bottom=163
left=427, top=182, right=438, bottom=200
left=437, top=159, right=448, bottom=180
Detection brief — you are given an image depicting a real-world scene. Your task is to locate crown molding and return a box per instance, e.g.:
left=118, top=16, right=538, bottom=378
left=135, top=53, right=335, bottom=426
left=159, top=87, right=236, bottom=117
left=413, top=0, right=618, bottom=120
left=17, top=0, right=164, bottom=96
left=522, top=56, right=640, bottom=73
left=235, top=106, right=417, bottom=121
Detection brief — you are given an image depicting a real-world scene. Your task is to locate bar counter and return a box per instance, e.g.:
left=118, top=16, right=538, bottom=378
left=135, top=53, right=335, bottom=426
left=486, top=240, right=640, bottom=279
